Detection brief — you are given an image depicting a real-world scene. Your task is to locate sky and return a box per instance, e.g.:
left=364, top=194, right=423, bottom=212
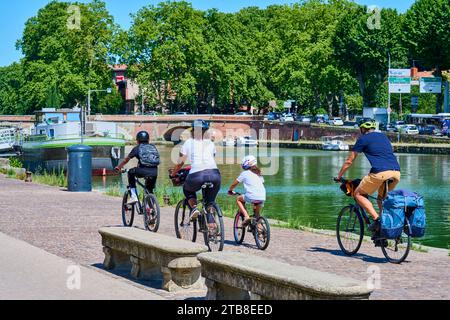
left=0, top=0, right=414, bottom=67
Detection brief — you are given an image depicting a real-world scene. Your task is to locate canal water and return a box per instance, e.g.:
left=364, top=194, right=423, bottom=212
left=94, top=145, right=450, bottom=249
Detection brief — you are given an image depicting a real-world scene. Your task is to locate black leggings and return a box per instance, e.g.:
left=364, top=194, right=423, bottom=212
left=128, top=167, right=158, bottom=194
left=183, top=169, right=221, bottom=205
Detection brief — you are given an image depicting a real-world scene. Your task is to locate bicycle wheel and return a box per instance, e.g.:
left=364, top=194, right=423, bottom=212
left=336, top=206, right=364, bottom=256
left=174, top=199, right=197, bottom=242
left=381, top=220, right=411, bottom=264
left=233, top=212, right=246, bottom=244
left=203, top=204, right=225, bottom=252
left=254, top=217, right=271, bottom=250
left=122, top=191, right=135, bottom=227
left=143, top=193, right=160, bottom=233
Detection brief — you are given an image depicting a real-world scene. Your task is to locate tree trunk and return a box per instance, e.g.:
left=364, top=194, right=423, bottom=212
left=326, top=93, right=334, bottom=116
left=356, top=72, right=368, bottom=109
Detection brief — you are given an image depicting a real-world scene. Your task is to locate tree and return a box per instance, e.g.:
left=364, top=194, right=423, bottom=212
left=0, top=63, right=25, bottom=115
left=333, top=4, right=407, bottom=109
left=403, top=0, right=450, bottom=113
left=15, top=0, right=120, bottom=114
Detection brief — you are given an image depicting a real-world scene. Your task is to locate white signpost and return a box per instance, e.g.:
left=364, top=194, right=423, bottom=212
left=389, top=69, right=411, bottom=94
left=420, top=77, right=442, bottom=93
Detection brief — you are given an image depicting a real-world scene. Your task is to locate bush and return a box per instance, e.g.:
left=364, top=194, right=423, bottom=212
left=9, top=157, right=23, bottom=168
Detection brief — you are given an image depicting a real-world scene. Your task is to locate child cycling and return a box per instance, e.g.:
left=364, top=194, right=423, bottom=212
left=115, top=131, right=160, bottom=205
left=228, top=155, right=266, bottom=226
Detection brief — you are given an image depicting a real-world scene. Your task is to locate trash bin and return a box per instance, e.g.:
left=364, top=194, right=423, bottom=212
left=67, top=145, right=92, bottom=192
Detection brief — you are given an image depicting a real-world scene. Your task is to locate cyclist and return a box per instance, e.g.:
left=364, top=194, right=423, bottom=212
left=171, top=120, right=221, bottom=226
left=115, top=131, right=160, bottom=205
left=228, top=155, right=266, bottom=226
left=335, top=121, right=401, bottom=237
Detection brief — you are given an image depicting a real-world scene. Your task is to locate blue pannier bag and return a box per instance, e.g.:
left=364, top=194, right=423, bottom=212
left=382, top=189, right=426, bottom=238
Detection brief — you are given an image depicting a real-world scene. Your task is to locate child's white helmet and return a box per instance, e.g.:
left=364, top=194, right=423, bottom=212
left=241, top=155, right=257, bottom=170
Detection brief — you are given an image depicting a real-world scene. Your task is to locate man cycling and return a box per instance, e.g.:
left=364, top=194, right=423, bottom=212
left=171, top=120, right=221, bottom=226
left=115, top=131, right=160, bottom=204
left=336, top=121, right=401, bottom=238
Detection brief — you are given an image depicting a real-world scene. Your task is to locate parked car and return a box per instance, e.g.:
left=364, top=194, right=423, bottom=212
left=330, top=117, right=344, bottom=126
left=280, top=113, right=295, bottom=122
left=145, top=111, right=159, bottom=116
left=301, top=116, right=313, bottom=123
left=418, top=125, right=440, bottom=135
left=265, top=112, right=277, bottom=121
left=173, top=112, right=191, bottom=115
left=386, top=123, right=397, bottom=132
left=235, top=112, right=250, bottom=116
left=401, top=125, right=419, bottom=135
left=315, top=115, right=326, bottom=124
left=394, top=121, right=406, bottom=130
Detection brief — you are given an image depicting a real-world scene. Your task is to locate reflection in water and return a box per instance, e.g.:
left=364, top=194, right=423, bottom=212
left=94, top=146, right=449, bottom=249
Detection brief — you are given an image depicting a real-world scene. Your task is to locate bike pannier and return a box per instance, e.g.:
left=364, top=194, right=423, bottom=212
left=138, top=144, right=160, bottom=167
left=380, top=207, right=405, bottom=239
left=382, top=189, right=426, bottom=239
left=407, top=206, right=426, bottom=238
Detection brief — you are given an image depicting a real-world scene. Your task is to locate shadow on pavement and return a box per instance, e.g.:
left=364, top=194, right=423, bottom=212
left=308, top=247, right=389, bottom=264
left=224, top=239, right=258, bottom=250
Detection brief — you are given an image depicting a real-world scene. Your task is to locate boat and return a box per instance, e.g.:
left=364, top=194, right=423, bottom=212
left=321, top=136, right=350, bottom=151
left=21, top=108, right=126, bottom=175
left=236, top=136, right=258, bottom=147
left=222, top=136, right=236, bottom=147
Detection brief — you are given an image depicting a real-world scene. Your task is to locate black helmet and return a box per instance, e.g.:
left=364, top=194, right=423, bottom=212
left=192, top=119, right=210, bottom=130
left=136, top=131, right=150, bottom=143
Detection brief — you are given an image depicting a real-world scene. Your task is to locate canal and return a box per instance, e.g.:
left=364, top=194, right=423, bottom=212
left=94, top=146, right=450, bottom=249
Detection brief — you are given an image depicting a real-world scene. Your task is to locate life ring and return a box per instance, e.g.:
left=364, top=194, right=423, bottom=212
left=111, top=147, right=121, bottom=160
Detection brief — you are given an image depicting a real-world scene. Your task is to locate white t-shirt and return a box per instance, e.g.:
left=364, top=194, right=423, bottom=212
left=237, top=170, right=266, bottom=201
left=180, top=138, right=218, bottom=175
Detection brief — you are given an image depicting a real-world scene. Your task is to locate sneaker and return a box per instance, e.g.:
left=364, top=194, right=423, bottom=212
left=368, top=219, right=380, bottom=233
left=190, top=208, right=200, bottom=222
left=127, top=195, right=139, bottom=205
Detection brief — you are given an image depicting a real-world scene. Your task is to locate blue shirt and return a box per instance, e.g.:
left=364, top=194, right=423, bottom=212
left=352, top=132, right=400, bottom=174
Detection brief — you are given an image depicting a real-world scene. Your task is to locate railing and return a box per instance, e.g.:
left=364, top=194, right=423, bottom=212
left=24, top=133, right=125, bottom=143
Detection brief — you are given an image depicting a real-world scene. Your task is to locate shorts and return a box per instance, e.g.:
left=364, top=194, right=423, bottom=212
left=358, top=170, right=401, bottom=198
left=244, top=195, right=265, bottom=207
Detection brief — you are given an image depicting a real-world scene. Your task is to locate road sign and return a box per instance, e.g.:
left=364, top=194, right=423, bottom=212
left=389, top=69, right=411, bottom=77
left=389, top=77, right=411, bottom=93
left=420, top=77, right=442, bottom=93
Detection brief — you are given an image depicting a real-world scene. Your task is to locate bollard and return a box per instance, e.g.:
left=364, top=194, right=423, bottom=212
left=67, top=145, right=92, bottom=192
left=164, top=195, right=170, bottom=206
left=25, top=171, right=32, bottom=183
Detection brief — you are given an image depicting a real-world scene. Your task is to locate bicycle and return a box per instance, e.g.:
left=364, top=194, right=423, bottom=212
left=171, top=170, right=225, bottom=252
left=334, top=177, right=411, bottom=264
left=121, top=169, right=161, bottom=233
left=229, top=191, right=271, bottom=250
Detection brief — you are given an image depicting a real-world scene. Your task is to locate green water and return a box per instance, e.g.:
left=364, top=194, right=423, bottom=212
left=94, top=146, right=450, bottom=249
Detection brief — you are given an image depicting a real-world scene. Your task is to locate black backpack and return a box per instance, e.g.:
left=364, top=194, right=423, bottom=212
left=138, top=144, right=160, bottom=167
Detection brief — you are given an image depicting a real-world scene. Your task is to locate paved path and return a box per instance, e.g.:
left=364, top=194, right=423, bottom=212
left=0, top=175, right=449, bottom=300
left=0, top=232, right=164, bottom=300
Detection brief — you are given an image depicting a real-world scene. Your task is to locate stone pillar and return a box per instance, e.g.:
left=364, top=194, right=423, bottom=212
left=205, top=278, right=250, bottom=300
left=103, top=247, right=131, bottom=271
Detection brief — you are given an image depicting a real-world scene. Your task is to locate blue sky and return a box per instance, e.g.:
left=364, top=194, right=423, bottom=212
left=0, top=0, right=414, bottom=67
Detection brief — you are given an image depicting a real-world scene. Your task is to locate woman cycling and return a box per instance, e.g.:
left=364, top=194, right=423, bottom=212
left=171, top=120, right=221, bottom=225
